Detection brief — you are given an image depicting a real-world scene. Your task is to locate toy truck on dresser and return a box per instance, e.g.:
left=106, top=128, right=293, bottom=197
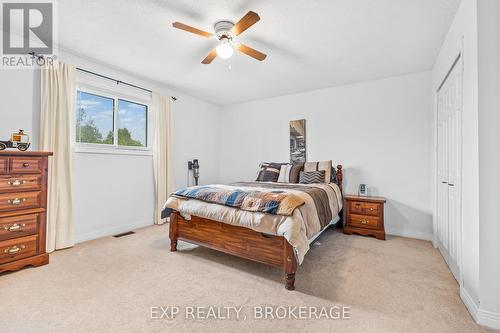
left=0, top=130, right=30, bottom=151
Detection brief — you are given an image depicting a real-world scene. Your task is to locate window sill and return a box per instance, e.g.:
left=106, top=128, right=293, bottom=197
left=74, top=145, right=153, bottom=156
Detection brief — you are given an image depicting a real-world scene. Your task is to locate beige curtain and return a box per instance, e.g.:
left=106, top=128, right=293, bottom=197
left=40, top=60, right=76, bottom=252
left=152, top=93, right=174, bottom=224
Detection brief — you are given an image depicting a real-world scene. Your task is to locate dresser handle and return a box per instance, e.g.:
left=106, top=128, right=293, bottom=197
left=22, top=163, right=30, bottom=167
left=5, top=223, right=25, bottom=232
left=7, top=179, right=25, bottom=187
left=361, top=220, right=368, bottom=225
left=7, top=198, right=26, bottom=205
left=4, top=245, right=25, bottom=255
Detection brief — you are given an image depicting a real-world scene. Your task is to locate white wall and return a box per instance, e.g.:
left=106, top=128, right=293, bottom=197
left=218, top=71, right=433, bottom=240
left=172, top=94, right=220, bottom=189
left=477, top=0, right=500, bottom=322
left=0, top=49, right=220, bottom=243
left=0, top=69, right=40, bottom=150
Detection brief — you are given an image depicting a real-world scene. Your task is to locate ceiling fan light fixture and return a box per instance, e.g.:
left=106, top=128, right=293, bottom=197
left=172, top=11, right=267, bottom=64
left=216, top=40, right=234, bottom=59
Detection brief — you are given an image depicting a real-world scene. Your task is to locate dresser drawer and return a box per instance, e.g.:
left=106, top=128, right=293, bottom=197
left=349, top=214, right=380, bottom=229
left=0, top=214, right=38, bottom=241
left=349, top=201, right=379, bottom=216
left=0, top=157, right=7, bottom=174
left=0, top=235, right=38, bottom=264
left=0, top=174, right=42, bottom=192
left=0, top=191, right=41, bottom=212
left=9, top=157, right=42, bottom=174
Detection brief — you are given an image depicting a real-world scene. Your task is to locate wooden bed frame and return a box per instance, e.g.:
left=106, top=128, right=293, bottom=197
left=169, top=165, right=343, bottom=290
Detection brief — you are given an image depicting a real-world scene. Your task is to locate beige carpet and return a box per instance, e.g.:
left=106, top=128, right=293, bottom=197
left=0, top=225, right=492, bottom=333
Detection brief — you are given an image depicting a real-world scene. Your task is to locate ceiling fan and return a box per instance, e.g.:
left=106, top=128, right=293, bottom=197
left=172, top=11, right=267, bottom=64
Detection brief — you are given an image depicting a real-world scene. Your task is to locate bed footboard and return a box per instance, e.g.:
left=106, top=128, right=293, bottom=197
left=169, top=211, right=297, bottom=290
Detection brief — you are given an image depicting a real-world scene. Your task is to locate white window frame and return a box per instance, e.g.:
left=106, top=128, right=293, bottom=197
left=74, top=80, right=152, bottom=156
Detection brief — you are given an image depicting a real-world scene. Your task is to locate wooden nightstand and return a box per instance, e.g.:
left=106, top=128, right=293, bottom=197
left=343, top=195, right=386, bottom=240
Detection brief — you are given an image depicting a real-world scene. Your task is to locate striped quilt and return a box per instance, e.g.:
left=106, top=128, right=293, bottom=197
left=173, top=184, right=305, bottom=216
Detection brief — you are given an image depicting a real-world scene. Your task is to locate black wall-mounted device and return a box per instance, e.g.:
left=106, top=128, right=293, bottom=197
left=187, top=159, right=200, bottom=185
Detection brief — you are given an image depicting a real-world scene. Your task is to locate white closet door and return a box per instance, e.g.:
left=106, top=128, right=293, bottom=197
left=437, top=117, right=449, bottom=248
left=436, top=56, right=462, bottom=282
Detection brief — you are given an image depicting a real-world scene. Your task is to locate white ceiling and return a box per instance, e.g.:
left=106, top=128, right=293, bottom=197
left=58, top=0, right=461, bottom=105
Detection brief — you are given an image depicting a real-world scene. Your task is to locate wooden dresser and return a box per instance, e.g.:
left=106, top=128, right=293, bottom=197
left=343, top=195, right=386, bottom=240
left=0, top=151, right=52, bottom=273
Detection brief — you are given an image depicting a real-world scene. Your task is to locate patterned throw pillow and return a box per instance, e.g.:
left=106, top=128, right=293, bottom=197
left=299, top=170, right=326, bottom=184
left=304, top=160, right=332, bottom=183
left=256, top=162, right=282, bottom=182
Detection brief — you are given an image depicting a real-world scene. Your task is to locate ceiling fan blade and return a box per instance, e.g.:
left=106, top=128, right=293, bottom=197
left=201, top=49, right=217, bottom=64
left=231, top=11, right=260, bottom=36
left=172, top=22, right=212, bottom=37
left=238, top=44, right=267, bottom=61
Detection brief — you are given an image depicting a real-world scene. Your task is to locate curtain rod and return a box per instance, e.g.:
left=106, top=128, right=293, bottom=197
left=28, top=52, right=177, bottom=101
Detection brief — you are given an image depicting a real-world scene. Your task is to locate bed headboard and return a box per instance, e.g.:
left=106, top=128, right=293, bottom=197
left=336, top=164, right=343, bottom=194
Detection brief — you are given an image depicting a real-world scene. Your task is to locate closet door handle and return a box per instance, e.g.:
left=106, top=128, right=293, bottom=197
left=441, top=181, right=448, bottom=184
left=448, top=183, right=454, bottom=187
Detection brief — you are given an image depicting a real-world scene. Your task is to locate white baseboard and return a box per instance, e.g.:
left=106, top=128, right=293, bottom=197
left=460, top=286, right=500, bottom=330
left=432, top=234, right=438, bottom=248
left=478, top=309, right=500, bottom=330
left=75, top=219, right=153, bottom=243
left=385, top=228, right=433, bottom=241
left=460, top=286, right=479, bottom=322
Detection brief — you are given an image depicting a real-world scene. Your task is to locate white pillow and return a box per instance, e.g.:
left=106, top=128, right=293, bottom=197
left=277, top=164, right=292, bottom=183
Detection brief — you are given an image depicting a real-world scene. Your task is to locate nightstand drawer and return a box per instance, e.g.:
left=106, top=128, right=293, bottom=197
left=349, top=214, right=379, bottom=229
left=349, top=201, right=379, bottom=216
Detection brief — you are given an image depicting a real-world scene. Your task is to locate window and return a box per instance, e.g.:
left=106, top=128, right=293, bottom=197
left=76, top=89, right=149, bottom=151
left=117, top=99, right=147, bottom=147
left=76, top=91, right=114, bottom=145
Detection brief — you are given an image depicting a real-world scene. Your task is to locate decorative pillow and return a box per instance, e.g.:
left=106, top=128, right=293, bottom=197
left=289, top=162, right=304, bottom=183
left=278, top=162, right=305, bottom=183
left=277, top=164, right=292, bottom=183
left=304, top=160, right=332, bottom=183
left=256, top=162, right=283, bottom=182
left=299, top=170, right=326, bottom=184
left=330, top=166, right=338, bottom=184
